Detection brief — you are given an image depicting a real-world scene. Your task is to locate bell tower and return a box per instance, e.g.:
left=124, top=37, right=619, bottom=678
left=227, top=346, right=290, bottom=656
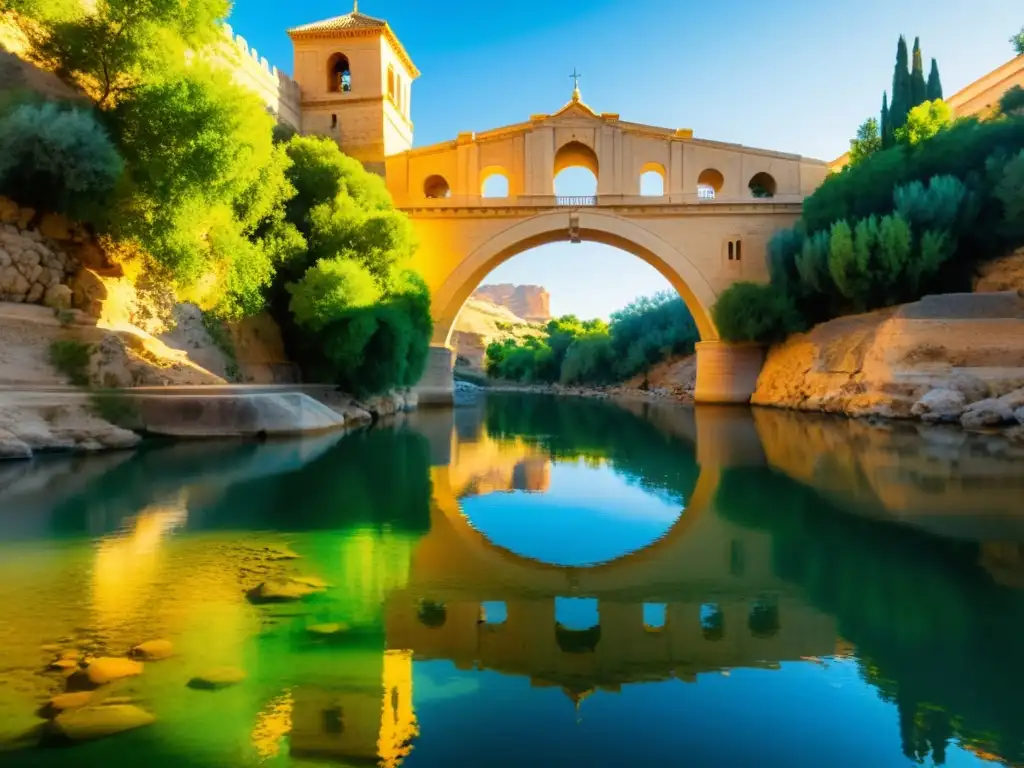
left=288, top=3, right=419, bottom=176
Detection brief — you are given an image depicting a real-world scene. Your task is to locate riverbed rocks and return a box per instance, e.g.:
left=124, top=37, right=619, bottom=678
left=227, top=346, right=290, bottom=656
left=130, top=639, right=174, bottom=661
left=78, top=657, right=143, bottom=687
left=187, top=667, right=247, bottom=691
left=246, top=576, right=327, bottom=604
left=754, top=293, right=1024, bottom=429
left=51, top=704, right=155, bottom=741
left=0, top=395, right=141, bottom=460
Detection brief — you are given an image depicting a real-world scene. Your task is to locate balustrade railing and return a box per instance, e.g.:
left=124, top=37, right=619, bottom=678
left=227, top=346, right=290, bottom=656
left=555, top=195, right=598, bottom=207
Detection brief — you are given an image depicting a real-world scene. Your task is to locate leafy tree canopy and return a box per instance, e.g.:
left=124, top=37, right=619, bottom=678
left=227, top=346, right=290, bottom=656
left=895, top=100, right=952, bottom=145
left=849, top=117, right=883, bottom=167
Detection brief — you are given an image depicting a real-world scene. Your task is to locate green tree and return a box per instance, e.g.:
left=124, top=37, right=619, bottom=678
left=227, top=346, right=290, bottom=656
left=1012, top=26, right=1024, bottom=56
left=849, top=117, right=882, bottom=166
left=889, top=36, right=913, bottom=133
left=712, top=282, right=803, bottom=344
left=881, top=92, right=893, bottom=149
left=910, top=37, right=927, bottom=108
left=287, top=258, right=381, bottom=332
left=10, top=0, right=230, bottom=107
left=827, top=219, right=864, bottom=308
left=1000, top=86, right=1024, bottom=117
left=926, top=59, right=943, bottom=101
left=0, top=101, right=123, bottom=222
left=895, top=99, right=952, bottom=145
left=106, top=65, right=296, bottom=316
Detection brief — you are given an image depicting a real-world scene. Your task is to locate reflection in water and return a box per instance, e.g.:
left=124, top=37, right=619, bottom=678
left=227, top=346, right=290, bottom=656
left=1, top=395, right=1024, bottom=766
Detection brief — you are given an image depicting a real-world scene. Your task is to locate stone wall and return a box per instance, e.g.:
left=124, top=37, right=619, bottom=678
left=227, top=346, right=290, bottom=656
left=0, top=199, right=78, bottom=309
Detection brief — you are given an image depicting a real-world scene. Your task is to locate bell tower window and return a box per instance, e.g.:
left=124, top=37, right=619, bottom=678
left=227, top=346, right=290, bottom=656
left=328, top=53, right=351, bottom=93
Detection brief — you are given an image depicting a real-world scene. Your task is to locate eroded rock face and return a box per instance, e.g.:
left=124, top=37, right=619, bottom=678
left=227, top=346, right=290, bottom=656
left=754, top=293, right=1024, bottom=421
left=471, top=284, right=551, bottom=324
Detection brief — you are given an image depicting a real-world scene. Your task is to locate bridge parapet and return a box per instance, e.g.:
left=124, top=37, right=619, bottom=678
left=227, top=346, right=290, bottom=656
left=397, top=193, right=808, bottom=212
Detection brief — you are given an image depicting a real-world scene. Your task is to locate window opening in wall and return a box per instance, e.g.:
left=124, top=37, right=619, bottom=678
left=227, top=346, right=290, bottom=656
left=322, top=706, right=344, bottom=734
left=729, top=540, right=745, bottom=576
left=700, top=602, right=725, bottom=641
left=417, top=599, right=447, bottom=627
left=328, top=53, right=351, bottom=93
left=554, top=141, right=599, bottom=201
left=481, top=601, right=508, bottom=624
left=697, top=168, right=724, bottom=200
left=728, top=242, right=734, bottom=261
left=639, top=163, right=666, bottom=196
left=481, top=170, right=510, bottom=198
left=749, top=595, right=780, bottom=638
left=330, top=114, right=337, bottom=129
left=643, top=603, right=667, bottom=630
left=748, top=172, right=777, bottom=198
left=736, top=240, right=742, bottom=261
left=423, top=175, right=451, bottom=199
left=387, top=65, right=396, bottom=102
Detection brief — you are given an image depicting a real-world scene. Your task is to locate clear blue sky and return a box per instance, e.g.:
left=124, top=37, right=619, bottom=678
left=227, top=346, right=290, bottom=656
left=229, top=0, right=1021, bottom=319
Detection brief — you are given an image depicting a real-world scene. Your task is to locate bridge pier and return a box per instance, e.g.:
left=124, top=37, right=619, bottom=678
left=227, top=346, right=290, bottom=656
left=693, top=341, right=766, bottom=405
left=415, top=345, right=456, bottom=407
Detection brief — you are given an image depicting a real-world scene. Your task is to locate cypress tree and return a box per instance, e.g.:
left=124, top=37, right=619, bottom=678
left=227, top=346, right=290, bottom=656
left=890, top=36, right=912, bottom=132
left=910, top=37, right=927, bottom=108
left=926, top=58, right=943, bottom=101
left=881, top=92, right=893, bottom=148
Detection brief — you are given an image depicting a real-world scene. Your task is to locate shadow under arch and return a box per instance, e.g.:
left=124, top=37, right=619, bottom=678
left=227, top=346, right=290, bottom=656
left=424, top=463, right=722, bottom=591
left=432, top=209, right=720, bottom=346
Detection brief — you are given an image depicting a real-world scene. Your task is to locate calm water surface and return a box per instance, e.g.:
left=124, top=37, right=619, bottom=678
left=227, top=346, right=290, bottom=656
left=2, top=394, right=1024, bottom=767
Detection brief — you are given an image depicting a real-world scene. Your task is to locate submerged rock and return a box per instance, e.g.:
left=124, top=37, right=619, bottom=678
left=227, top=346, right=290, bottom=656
left=187, top=667, right=247, bottom=691
left=306, top=622, right=350, bottom=636
left=38, top=691, right=93, bottom=719
left=246, top=578, right=326, bottom=604
left=961, top=398, right=1016, bottom=429
left=81, top=657, right=143, bottom=686
left=130, top=639, right=174, bottom=661
left=51, top=705, right=155, bottom=742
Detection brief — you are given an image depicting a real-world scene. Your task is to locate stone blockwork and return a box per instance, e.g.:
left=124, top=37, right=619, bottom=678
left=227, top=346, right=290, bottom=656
left=753, top=292, right=1024, bottom=429
left=0, top=200, right=80, bottom=309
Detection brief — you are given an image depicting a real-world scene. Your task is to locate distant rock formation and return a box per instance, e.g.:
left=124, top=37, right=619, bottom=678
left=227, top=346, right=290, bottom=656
left=472, top=284, right=550, bottom=324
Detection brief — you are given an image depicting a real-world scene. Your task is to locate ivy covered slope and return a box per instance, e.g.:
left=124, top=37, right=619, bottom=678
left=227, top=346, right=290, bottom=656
left=713, top=85, right=1024, bottom=344
left=0, top=0, right=431, bottom=396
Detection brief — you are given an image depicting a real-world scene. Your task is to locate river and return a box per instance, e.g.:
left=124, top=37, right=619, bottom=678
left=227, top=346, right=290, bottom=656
left=2, top=393, right=1024, bottom=767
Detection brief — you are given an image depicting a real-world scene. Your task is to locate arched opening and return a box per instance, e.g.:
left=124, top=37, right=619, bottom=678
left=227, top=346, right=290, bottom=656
left=555, top=597, right=601, bottom=653
left=748, top=595, right=779, bottom=638
left=480, top=601, right=507, bottom=624
left=432, top=210, right=719, bottom=347
left=480, top=167, right=510, bottom=198
left=417, top=599, right=447, bottom=628
left=748, top=172, right=777, bottom=198
left=644, top=603, right=667, bottom=631
left=639, top=162, right=666, bottom=196
left=423, top=174, right=451, bottom=199
left=387, top=64, right=396, bottom=102
left=327, top=53, right=351, bottom=93
left=554, top=141, right=599, bottom=200
left=697, top=168, right=724, bottom=200
left=700, top=602, right=725, bottom=641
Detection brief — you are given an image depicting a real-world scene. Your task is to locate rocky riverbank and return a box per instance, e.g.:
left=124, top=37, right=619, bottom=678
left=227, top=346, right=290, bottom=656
left=752, top=291, right=1024, bottom=437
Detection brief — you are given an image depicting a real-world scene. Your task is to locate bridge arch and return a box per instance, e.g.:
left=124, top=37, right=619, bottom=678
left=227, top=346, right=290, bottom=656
left=431, top=209, right=720, bottom=346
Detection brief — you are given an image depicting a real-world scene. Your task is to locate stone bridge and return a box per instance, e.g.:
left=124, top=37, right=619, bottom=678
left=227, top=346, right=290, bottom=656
left=385, top=89, right=829, bottom=404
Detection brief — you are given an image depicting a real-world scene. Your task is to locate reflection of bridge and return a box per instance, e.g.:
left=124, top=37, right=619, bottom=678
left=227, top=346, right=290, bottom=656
left=383, top=404, right=837, bottom=699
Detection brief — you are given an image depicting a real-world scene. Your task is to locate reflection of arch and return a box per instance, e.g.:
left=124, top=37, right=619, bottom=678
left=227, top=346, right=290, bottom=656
left=432, top=210, right=719, bottom=345
left=417, top=599, right=447, bottom=628
left=697, top=168, right=724, bottom=200
left=556, top=624, right=601, bottom=653
left=748, top=595, right=779, bottom=638
left=748, top=172, right=777, bottom=198
left=554, top=140, right=599, bottom=176
left=639, top=162, right=666, bottom=196
left=327, top=53, right=351, bottom=93
left=428, top=463, right=720, bottom=582
left=480, top=166, right=510, bottom=198
left=423, top=175, right=451, bottom=199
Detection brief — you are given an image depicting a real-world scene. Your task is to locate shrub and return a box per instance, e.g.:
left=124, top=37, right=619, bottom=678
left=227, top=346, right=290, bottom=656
left=560, top=331, right=615, bottom=385
left=712, top=282, right=804, bottom=344
left=287, top=258, right=381, bottom=332
left=1000, top=86, right=1024, bottom=117
left=894, top=100, right=952, bottom=145
left=0, top=102, right=123, bottom=221
left=49, top=339, right=92, bottom=386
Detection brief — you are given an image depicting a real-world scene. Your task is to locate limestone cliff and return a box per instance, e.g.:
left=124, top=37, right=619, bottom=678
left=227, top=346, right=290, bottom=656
left=752, top=292, right=1024, bottom=426
left=452, top=297, right=545, bottom=373
left=472, top=284, right=550, bottom=324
